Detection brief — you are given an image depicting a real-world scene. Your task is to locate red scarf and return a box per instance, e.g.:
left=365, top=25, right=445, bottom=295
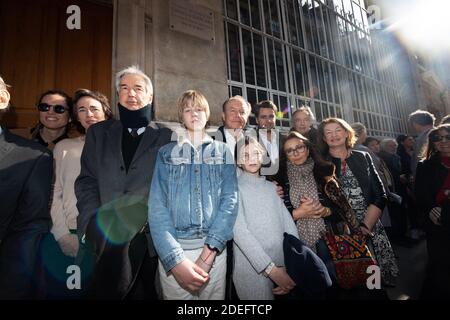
left=436, top=156, right=450, bottom=205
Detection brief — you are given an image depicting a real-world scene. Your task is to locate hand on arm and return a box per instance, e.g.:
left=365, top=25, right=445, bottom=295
left=292, top=197, right=325, bottom=220
left=271, top=181, right=284, bottom=199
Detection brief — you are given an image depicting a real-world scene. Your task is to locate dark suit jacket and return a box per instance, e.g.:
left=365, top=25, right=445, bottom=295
left=75, top=120, right=172, bottom=299
left=330, top=150, right=387, bottom=211
left=415, top=157, right=450, bottom=232
left=0, top=128, right=52, bottom=299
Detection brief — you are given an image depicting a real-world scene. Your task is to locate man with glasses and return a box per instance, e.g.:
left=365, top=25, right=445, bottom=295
left=75, top=66, right=172, bottom=299
left=291, top=106, right=318, bottom=145
left=0, top=76, right=53, bottom=299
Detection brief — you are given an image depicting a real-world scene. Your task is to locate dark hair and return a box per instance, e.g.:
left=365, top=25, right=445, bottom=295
left=281, top=131, right=335, bottom=187
left=396, top=134, right=408, bottom=144
left=38, top=89, right=74, bottom=115
left=72, top=89, right=113, bottom=134
left=424, top=124, right=450, bottom=160
left=35, top=89, right=74, bottom=133
left=408, top=109, right=435, bottom=126
left=364, top=136, right=380, bottom=147
left=254, top=100, right=278, bottom=118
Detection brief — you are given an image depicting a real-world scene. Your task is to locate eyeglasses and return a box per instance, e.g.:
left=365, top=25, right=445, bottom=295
left=285, top=144, right=307, bottom=156
left=431, top=134, right=450, bottom=143
left=37, top=103, right=68, bottom=114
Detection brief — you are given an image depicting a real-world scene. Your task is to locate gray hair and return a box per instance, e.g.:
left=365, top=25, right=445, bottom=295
left=379, top=138, right=397, bottom=152
left=222, top=95, right=251, bottom=115
left=292, top=106, right=316, bottom=124
left=115, top=65, right=153, bottom=95
left=350, top=122, right=367, bottom=138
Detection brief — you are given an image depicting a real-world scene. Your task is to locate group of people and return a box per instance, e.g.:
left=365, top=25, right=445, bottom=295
left=0, top=65, right=449, bottom=300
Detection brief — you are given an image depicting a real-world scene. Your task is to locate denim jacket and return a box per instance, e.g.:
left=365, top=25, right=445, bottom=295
left=148, top=134, right=238, bottom=272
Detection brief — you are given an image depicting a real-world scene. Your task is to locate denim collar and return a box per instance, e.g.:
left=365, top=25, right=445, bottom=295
left=177, top=129, right=213, bottom=149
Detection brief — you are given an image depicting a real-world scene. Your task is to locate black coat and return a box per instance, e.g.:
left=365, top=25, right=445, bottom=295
left=0, top=129, right=53, bottom=299
left=415, top=158, right=450, bottom=232
left=75, top=120, right=172, bottom=299
left=329, top=150, right=387, bottom=211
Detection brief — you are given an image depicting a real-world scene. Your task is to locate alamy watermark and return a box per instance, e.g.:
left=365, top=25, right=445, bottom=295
left=66, top=5, right=81, bottom=30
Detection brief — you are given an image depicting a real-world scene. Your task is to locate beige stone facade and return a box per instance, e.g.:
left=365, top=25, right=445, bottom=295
left=112, top=0, right=228, bottom=126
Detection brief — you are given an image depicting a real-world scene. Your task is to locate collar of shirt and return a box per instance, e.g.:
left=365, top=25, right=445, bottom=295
left=128, top=127, right=146, bottom=136
left=259, top=129, right=277, bottom=145
left=0, top=126, right=3, bottom=136
left=224, top=129, right=238, bottom=158
left=177, top=129, right=213, bottom=148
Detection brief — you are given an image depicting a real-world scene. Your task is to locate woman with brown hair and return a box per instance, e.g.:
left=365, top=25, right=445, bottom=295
left=43, top=89, right=113, bottom=298
left=415, top=124, right=450, bottom=299
left=317, top=117, right=399, bottom=288
left=276, top=131, right=338, bottom=250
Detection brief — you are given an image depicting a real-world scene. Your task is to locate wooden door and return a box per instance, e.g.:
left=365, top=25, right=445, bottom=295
left=0, top=0, right=113, bottom=129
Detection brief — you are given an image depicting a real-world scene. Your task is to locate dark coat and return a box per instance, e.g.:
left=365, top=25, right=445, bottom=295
left=415, top=158, right=450, bottom=233
left=415, top=157, right=450, bottom=299
left=329, top=150, right=387, bottom=211
left=75, top=120, right=172, bottom=299
left=283, top=232, right=332, bottom=299
left=0, top=129, right=53, bottom=299
left=397, top=144, right=412, bottom=177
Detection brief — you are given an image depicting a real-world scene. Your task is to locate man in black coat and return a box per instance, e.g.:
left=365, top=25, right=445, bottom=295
left=0, top=76, right=53, bottom=299
left=75, top=66, right=172, bottom=299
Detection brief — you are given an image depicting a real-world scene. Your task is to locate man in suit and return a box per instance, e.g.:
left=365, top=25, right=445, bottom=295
left=75, top=66, right=172, bottom=299
left=255, top=100, right=281, bottom=177
left=215, top=95, right=252, bottom=161
left=0, top=76, right=53, bottom=299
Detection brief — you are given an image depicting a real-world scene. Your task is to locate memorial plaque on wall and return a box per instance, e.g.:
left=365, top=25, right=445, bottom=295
left=169, top=0, right=215, bottom=41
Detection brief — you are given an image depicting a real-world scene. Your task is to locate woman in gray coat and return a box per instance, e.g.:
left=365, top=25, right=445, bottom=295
left=233, top=137, right=298, bottom=300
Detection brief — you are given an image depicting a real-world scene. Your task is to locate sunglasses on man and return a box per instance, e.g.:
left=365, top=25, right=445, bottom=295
left=37, top=103, right=68, bottom=114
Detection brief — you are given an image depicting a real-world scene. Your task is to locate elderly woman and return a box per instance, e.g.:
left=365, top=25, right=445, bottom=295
left=415, top=124, right=450, bottom=299
left=43, top=89, right=113, bottom=298
left=317, top=117, right=399, bottom=288
left=30, top=90, right=74, bottom=150
left=290, top=106, right=318, bottom=145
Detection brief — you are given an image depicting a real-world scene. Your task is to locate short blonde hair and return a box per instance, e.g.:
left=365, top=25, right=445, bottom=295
left=177, top=90, right=211, bottom=123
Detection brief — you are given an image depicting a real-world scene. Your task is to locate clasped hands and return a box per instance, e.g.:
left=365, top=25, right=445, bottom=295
left=293, top=196, right=331, bottom=220
left=170, top=245, right=217, bottom=294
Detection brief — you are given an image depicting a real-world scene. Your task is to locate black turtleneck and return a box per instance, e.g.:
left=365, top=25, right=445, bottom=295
left=118, top=103, right=152, bottom=172
left=118, top=103, right=152, bottom=129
